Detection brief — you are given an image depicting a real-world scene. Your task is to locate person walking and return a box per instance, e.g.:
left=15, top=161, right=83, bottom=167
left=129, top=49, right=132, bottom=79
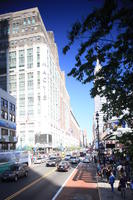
left=119, top=175, right=127, bottom=199
left=106, top=167, right=111, bottom=182
left=109, top=172, right=115, bottom=192
left=130, top=178, right=133, bottom=195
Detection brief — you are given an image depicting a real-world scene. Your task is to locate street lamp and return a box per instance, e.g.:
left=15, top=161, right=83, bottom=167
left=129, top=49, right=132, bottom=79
left=96, top=111, right=100, bottom=162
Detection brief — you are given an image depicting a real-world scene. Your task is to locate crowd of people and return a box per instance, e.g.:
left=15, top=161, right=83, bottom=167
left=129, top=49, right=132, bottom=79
left=93, top=154, right=133, bottom=199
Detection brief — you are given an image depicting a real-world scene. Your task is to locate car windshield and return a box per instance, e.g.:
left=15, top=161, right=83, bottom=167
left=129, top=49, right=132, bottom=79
left=71, top=157, right=76, bottom=159
left=49, top=157, right=56, bottom=160
left=60, top=161, right=67, bottom=165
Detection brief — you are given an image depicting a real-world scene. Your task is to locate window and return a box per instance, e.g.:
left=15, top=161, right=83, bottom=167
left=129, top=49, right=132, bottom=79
left=27, top=17, right=31, bottom=25
left=1, top=98, right=8, bottom=108
left=19, top=95, right=25, bottom=117
left=2, top=143, right=8, bottom=150
left=37, top=71, right=40, bottom=89
left=9, top=74, right=16, bottom=93
left=27, top=48, right=33, bottom=68
left=1, top=128, right=8, bottom=136
left=32, top=16, right=35, bottom=24
left=19, top=50, right=25, bottom=67
left=9, top=51, right=16, bottom=69
left=37, top=47, right=40, bottom=67
left=19, top=73, right=25, bottom=91
left=27, top=72, right=33, bottom=90
left=27, top=95, right=34, bottom=116
left=12, top=22, right=19, bottom=34
left=28, top=97, right=34, bottom=105
left=10, top=130, right=15, bottom=137
left=23, top=18, right=27, bottom=25
left=10, top=143, right=16, bottom=150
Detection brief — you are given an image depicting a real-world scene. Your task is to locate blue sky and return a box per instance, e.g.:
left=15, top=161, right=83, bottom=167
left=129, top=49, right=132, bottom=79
left=0, top=0, right=103, bottom=142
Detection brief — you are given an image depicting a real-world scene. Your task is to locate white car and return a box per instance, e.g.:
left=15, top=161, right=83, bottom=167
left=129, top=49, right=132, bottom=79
left=83, top=158, right=90, bottom=163
left=34, top=157, right=42, bottom=164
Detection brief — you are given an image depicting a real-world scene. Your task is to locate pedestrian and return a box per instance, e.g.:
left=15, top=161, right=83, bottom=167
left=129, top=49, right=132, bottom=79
left=106, top=167, right=111, bottom=182
left=109, top=172, right=115, bottom=192
left=97, top=162, right=101, bottom=175
left=130, top=178, right=133, bottom=195
left=119, top=175, right=127, bottom=199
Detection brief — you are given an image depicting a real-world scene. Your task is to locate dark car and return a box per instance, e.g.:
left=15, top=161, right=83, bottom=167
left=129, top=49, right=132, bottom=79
left=57, top=161, right=71, bottom=172
left=1, top=163, right=28, bottom=182
left=46, top=156, right=61, bottom=167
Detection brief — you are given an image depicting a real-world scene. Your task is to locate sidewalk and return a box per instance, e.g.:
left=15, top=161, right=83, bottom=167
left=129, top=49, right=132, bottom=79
left=97, top=177, right=133, bottom=200
left=55, top=162, right=99, bottom=200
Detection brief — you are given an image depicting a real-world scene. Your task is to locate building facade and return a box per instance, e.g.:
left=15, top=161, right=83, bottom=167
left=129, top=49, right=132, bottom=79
left=0, top=8, right=80, bottom=150
left=0, top=88, right=17, bottom=150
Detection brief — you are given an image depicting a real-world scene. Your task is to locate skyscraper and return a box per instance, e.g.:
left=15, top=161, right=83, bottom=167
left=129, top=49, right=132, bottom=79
left=0, top=8, right=80, bottom=150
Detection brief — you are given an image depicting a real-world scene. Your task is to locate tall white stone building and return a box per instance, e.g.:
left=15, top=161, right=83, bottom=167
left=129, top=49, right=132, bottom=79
left=0, top=8, right=81, bottom=150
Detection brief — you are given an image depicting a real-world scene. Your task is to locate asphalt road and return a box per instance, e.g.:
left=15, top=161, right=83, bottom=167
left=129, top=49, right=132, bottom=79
left=0, top=163, right=75, bottom=200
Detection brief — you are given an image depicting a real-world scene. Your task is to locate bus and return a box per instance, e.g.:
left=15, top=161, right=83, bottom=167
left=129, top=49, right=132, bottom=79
left=0, top=151, right=31, bottom=174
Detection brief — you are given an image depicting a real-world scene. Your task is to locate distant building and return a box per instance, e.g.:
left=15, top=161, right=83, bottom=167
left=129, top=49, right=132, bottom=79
left=0, top=8, right=80, bottom=151
left=0, top=88, right=17, bottom=150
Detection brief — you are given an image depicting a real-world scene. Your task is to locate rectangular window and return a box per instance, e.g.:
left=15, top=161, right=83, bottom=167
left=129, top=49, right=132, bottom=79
left=27, top=72, right=33, bottom=90
left=19, top=73, right=25, bottom=91
left=27, top=48, right=33, bottom=68
left=23, top=18, right=27, bottom=25
left=12, top=22, right=19, bottom=34
left=19, top=50, right=25, bottom=67
left=37, top=71, right=40, bottom=89
left=10, top=130, right=15, bottom=137
left=9, top=51, right=16, bottom=69
left=9, top=102, right=15, bottom=112
left=37, top=47, right=40, bottom=67
left=27, top=17, right=31, bottom=25
left=2, top=143, right=8, bottom=150
left=9, top=74, right=16, bottom=93
left=32, top=16, right=35, bottom=24
left=1, top=128, right=8, bottom=136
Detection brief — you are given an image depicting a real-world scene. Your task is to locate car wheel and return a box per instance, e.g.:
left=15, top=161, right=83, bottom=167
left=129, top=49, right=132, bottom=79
left=14, top=175, right=18, bottom=182
left=25, top=171, right=28, bottom=177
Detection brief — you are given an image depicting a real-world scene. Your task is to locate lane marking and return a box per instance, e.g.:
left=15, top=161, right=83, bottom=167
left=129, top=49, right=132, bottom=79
left=4, top=168, right=56, bottom=200
left=52, top=164, right=80, bottom=200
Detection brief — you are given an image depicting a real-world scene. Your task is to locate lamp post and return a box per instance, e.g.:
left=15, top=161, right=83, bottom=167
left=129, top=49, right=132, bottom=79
left=96, top=111, right=100, bottom=162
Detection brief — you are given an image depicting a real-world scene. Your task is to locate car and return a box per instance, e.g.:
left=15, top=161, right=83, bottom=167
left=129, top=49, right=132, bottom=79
left=83, top=158, right=90, bottom=163
left=46, top=156, right=61, bottom=167
left=34, top=157, right=42, bottom=164
left=1, top=163, right=28, bottom=182
left=57, top=161, right=71, bottom=172
left=70, top=156, right=79, bottom=164
left=64, top=154, right=71, bottom=161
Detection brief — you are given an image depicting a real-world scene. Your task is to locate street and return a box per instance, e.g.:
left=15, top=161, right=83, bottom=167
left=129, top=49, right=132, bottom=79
left=0, top=163, right=75, bottom=200
left=0, top=162, right=99, bottom=200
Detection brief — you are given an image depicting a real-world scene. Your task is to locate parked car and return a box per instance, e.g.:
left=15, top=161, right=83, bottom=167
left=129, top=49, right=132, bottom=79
left=70, top=156, right=79, bottom=164
left=34, top=157, right=42, bottom=164
left=46, top=156, right=61, bottom=167
left=57, top=161, right=71, bottom=172
left=1, top=163, right=28, bottom=182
